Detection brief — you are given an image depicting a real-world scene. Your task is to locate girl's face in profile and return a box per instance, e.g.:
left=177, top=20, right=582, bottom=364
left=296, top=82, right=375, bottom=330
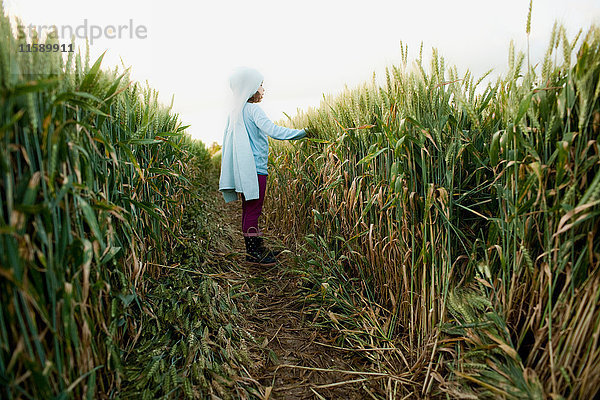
left=256, top=83, right=265, bottom=102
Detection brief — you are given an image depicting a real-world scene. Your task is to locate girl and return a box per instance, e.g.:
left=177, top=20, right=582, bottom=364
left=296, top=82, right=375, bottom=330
left=219, top=67, right=308, bottom=266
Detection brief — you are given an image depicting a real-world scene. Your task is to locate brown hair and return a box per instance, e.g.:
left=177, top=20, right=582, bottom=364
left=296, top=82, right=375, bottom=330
left=247, top=90, right=262, bottom=103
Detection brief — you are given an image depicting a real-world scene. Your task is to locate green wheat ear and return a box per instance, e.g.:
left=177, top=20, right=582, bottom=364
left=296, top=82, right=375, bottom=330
left=526, top=0, right=533, bottom=70
left=526, top=0, right=532, bottom=35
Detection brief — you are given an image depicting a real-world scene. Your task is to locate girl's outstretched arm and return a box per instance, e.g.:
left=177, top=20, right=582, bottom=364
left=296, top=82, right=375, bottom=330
left=250, top=104, right=306, bottom=140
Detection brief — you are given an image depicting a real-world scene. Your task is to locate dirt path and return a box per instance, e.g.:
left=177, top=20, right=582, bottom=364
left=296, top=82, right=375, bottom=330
left=219, top=200, right=386, bottom=400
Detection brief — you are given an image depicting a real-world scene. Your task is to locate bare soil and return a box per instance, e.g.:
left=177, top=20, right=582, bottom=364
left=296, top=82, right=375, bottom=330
left=220, top=200, right=388, bottom=400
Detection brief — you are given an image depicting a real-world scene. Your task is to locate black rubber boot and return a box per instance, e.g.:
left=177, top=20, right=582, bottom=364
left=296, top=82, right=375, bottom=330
left=244, top=236, right=277, bottom=266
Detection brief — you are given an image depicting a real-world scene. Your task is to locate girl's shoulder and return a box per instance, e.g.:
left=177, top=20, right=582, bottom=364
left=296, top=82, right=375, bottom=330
left=245, top=102, right=262, bottom=110
left=244, top=102, right=265, bottom=117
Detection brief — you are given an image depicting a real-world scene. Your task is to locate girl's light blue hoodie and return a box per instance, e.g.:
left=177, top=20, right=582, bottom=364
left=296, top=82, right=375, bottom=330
left=242, top=103, right=306, bottom=175
left=219, top=67, right=305, bottom=203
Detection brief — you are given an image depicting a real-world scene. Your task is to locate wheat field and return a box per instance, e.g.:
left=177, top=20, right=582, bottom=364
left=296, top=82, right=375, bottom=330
left=2, top=0, right=600, bottom=397
left=266, top=22, right=600, bottom=399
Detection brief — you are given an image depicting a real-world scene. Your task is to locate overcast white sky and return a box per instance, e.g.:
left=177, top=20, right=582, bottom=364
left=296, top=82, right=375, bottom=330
left=4, top=0, right=600, bottom=145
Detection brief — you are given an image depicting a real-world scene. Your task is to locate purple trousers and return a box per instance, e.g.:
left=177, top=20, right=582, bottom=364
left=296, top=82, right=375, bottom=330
left=241, top=174, right=267, bottom=236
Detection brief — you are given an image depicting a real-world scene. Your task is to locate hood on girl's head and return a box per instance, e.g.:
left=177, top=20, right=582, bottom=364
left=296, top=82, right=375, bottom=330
left=229, top=67, right=263, bottom=102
